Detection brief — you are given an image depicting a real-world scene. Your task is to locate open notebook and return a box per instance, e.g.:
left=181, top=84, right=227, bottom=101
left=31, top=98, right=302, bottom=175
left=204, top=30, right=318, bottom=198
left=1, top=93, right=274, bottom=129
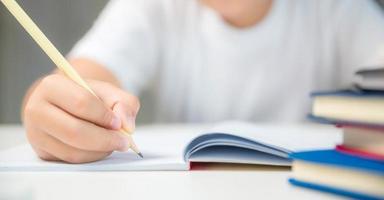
left=0, top=122, right=342, bottom=171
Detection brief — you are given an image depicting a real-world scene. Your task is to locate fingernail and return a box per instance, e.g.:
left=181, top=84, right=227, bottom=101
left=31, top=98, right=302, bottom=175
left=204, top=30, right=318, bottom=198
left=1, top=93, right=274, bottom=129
left=110, top=115, right=121, bottom=130
left=126, top=117, right=136, bottom=133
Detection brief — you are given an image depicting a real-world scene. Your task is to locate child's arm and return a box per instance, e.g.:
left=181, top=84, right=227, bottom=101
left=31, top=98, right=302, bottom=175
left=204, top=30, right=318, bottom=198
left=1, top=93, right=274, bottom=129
left=22, top=58, right=140, bottom=163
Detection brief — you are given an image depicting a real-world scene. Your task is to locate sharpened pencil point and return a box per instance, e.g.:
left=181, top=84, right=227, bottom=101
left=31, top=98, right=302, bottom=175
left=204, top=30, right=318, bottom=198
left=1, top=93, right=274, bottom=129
left=138, top=152, right=144, bottom=158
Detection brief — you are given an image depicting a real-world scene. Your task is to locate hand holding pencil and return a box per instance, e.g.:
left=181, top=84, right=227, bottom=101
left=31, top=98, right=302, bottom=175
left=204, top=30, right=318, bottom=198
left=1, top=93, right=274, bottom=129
left=1, top=0, right=143, bottom=163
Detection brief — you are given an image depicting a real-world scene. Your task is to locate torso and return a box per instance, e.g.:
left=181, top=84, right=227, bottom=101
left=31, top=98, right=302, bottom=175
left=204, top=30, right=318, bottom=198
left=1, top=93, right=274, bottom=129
left=152, top=0, right=343, bottom=123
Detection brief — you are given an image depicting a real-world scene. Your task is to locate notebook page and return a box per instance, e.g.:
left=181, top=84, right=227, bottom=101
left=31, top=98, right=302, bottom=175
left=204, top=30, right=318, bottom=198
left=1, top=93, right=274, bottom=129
left=207, top=121, right=342, bottom=152
left=0, top=125, right=203, bottom=171
left=188, top=145, right=291, bottom=166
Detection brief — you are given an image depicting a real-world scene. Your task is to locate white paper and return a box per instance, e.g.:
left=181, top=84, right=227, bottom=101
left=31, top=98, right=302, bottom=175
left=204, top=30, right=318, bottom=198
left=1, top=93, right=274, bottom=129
left=0, top=131, right=196, bottom=171
left=207, top=121, right=343, bottom=152
left=0, top=123, right=342, bottom=171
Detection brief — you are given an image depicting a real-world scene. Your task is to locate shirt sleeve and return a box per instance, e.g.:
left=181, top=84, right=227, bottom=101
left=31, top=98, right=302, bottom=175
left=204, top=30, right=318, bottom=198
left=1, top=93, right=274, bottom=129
left=68, top=0, right=159, bottom=95
left=335, top=0, right=384, bottom=84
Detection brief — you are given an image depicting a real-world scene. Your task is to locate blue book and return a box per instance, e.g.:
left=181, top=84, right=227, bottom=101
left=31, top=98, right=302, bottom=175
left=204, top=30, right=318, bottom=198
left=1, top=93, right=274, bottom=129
left=308, top=114, right=384, bottom=129
left=311, top=90, right=384, bottom=97
left=310, top=90, right=384, bottom=126
left=289, top=178, right=383, bottom=200
left=289, top=150, right=384, bottom=200
left=291, top=149, right=384, bottom=174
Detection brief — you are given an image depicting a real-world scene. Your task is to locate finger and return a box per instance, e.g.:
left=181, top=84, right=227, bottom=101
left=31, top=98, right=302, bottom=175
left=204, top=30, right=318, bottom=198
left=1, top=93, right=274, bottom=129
left=34, top=130, right=111, bottom=164
left=113, top=102, right=135, bottom=133
left=40, top=75, right=121, bottom=130
left=34, top=102, right=131, bottom=152
left=24, top=122, right=60, bottom=161
left=89, top=81, right=140, bottom=132
left=34, top=146, right=60, bottom=162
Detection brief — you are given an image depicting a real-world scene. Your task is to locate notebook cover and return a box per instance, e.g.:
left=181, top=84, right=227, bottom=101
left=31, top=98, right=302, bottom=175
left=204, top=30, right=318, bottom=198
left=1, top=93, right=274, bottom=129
left=289, top=178, right=383, bottom=200
left=290, top=150, right=384, bottom=175
left=336, top=145, right=384, bottom=161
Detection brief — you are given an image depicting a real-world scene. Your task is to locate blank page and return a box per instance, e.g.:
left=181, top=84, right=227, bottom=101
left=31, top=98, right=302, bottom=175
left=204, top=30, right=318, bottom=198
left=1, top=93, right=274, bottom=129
left=0, top=128, right=200, bottom=171
left=208, top=122, right=343, bottom=151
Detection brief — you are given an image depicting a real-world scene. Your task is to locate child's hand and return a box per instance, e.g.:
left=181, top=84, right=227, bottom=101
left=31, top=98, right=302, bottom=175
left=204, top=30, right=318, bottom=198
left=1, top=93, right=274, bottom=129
left=22, top=74, right=140, bottom=163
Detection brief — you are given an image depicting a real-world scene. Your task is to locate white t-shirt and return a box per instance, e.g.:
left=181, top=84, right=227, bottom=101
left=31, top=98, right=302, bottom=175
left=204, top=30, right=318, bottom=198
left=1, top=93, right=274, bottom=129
left=69, top=0, right=384, bottom=123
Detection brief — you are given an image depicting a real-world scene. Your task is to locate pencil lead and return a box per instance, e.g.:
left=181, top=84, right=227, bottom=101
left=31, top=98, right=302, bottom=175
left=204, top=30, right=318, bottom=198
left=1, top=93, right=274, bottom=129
left=138, top=152, right=144, bottom=158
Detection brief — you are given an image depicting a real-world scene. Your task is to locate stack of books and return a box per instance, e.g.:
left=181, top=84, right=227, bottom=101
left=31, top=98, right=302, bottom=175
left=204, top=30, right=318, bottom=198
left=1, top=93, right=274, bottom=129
left=289, top=90, right=384, bottom=200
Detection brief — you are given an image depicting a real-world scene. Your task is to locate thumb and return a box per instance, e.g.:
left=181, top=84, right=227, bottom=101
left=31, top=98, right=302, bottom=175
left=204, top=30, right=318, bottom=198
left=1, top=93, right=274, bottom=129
left=112, top=102, right=136, bottom=133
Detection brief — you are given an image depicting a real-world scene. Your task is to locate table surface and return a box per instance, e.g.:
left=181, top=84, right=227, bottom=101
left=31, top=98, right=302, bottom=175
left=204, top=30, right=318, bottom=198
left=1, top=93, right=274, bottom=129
left=0, top=124, right=344, bottom=200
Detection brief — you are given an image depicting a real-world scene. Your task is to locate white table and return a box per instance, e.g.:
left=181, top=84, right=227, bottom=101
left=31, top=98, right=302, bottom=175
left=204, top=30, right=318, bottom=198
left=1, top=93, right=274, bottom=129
left=0, top=124, right=344, bottom=200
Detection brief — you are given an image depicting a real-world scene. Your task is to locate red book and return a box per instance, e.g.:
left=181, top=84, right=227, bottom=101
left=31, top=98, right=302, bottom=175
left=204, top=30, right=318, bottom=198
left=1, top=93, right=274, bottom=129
left=336, top=145, right=384, bottom=161
left=333, top=125, right=384, bottom=159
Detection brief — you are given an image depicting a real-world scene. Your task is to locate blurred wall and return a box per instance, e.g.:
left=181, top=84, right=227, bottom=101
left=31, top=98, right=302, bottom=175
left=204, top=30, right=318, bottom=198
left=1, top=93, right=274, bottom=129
left=0, top=0, right=383, bottom=124
left=0, top=0, right=108, bottom=123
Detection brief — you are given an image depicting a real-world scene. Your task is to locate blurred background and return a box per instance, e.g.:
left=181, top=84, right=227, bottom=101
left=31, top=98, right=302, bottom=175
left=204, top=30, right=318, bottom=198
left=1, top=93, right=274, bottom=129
left=0, top=0, right=110, bottom=124
left=0, top=0, right=383, bottom=124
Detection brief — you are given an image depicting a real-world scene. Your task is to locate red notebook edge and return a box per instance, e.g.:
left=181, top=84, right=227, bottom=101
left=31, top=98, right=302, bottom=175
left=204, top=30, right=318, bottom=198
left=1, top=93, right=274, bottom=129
left=336, top=145, right=384, bottom=161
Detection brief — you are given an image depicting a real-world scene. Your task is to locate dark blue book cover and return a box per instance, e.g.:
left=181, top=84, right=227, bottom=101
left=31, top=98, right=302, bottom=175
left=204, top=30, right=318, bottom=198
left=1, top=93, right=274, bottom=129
left=289, top=178, right=384, bottom=200
left=311, top=90, right=384, bottom=98
left=290, top=150, right=384, bottom=175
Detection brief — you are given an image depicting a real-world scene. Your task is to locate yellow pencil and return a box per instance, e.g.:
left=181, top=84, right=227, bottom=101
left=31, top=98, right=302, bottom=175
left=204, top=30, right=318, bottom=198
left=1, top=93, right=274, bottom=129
left=1, top=0, right=143, bottom=158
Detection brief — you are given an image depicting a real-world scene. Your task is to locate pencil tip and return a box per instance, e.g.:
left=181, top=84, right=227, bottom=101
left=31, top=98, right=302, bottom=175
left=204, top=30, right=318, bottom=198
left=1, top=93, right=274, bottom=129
left=138, top=152, right=144, bottom=158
